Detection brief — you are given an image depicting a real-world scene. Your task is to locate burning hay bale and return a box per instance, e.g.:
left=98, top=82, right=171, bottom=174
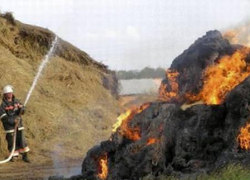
left=65, top=30, right=250, bottom=180
left=81, top=102, right=228, bottom=180
left=158, top=30, right=250, bottom=105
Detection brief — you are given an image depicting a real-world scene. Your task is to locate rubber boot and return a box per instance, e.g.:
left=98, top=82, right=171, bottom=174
left=22, top=152, right=30, bottom=163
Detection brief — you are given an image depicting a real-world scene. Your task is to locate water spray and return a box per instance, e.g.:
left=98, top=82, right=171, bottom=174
left=24, top=36, right=58, bottom=106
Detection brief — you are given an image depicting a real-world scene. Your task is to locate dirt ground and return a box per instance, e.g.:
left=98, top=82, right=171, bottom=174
left=0, top=145, right=86, bottom=180
left=0, top=154, right=83, bottom=180
left=0, top=157, right=82, bottom=180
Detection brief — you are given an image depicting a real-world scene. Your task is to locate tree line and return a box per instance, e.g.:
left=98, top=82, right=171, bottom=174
left=116, top=67, right=166, bottom=80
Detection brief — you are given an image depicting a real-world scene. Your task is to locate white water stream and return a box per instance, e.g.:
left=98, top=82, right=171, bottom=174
left=24, top=36, right=58, bottom=106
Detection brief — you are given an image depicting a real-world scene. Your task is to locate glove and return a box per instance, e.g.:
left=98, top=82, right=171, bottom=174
left=19, top=106, right=26, bottom=115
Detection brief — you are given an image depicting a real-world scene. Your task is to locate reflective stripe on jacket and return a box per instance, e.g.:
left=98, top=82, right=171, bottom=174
left=0, top=95, right=24, bottom=133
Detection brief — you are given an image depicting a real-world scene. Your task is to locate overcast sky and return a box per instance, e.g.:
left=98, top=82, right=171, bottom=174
left=1, top=0, right=250, bottom=70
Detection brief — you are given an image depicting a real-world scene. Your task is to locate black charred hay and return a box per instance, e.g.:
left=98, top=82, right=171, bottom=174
left=50, top=30, right=250, bottom=180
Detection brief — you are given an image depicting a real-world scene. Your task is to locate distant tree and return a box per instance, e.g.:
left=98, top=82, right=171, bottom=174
left=138, top=67, right=155, bottom=78
left=116, top=67, right=166, bottom=79
left=154, top=67, right=166, bottom=78
left=116, top=70, right=139, bottom=79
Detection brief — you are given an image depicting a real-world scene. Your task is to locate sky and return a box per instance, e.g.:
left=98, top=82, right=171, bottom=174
left=1, top=0, right=250, bottom=70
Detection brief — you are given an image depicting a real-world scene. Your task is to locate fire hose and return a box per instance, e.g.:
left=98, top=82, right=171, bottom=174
left=0, top=117, right=21, bottom=164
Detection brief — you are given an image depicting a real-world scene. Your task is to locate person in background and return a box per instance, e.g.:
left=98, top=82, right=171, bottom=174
left=0, top=85, right=30, bottom=163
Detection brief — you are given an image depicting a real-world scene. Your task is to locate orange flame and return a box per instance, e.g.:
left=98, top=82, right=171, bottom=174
left=237, top=123, right=250, bottom=150
left=98, top=154, right=108, bottom=180
left=147, top=138, right=159, bottom=145
left=112, top=103, right=151, bottom=141
left=112, top=108, right=133, bottom=133
left=186, top=48, right=250, bottom=105
left=158, top=69, right=179, bottom=101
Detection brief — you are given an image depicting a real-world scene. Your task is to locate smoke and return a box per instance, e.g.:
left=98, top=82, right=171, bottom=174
left=223, top=20, right=250, bottom=47
left=119, top=79, right=162, bottom=95
left=51, top=144, right=81, bottom=178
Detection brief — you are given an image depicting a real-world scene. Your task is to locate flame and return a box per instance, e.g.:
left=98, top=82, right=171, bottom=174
left=184, top=92, right=200, bottom=102
left=237, top=123, right=250, bottom=150
left=223, top=30, right=240, bottom=44
left=186, top=48, right=250, bottom=105
left=158, top=69, right=179, bottom=101
left=98, top=154, right=108, bottom=180
left=112, top=103, right=150, bottom=141
left=112, top=108, right=133, bottom=133
left=147, top=138, right=159, bottom=145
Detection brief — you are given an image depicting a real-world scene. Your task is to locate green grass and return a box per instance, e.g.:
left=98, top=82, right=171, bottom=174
left=142, top=164, right=250, bottom=180
left=198, top=164, right=250, bottom=180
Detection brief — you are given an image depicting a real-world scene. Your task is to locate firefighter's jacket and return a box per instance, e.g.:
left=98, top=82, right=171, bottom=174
left=0, top=96, right=24, bottom=133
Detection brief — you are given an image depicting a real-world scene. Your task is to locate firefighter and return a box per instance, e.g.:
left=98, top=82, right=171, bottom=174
left=0, top=85, right=30, bottom=163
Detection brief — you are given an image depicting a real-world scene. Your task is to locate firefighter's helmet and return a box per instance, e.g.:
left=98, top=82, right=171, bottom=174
left=3, top=85, right=13, bottom=94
